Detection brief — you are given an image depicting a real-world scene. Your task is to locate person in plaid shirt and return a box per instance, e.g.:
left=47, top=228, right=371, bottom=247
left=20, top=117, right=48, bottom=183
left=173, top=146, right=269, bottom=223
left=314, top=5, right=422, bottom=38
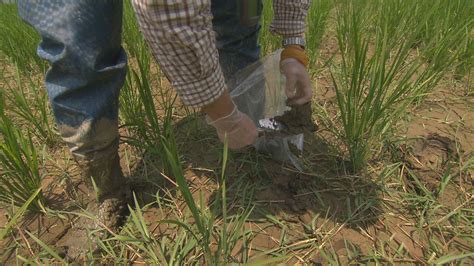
left=18, top=0, right=312, bottom=259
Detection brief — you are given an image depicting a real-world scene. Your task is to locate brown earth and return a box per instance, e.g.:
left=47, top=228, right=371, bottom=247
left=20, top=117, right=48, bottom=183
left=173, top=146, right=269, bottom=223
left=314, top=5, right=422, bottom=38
left=1, top=35, right=473, bottom=265
left=275, top=102, right=318, bottom=134
left=2, top=82, right=472, bottom=265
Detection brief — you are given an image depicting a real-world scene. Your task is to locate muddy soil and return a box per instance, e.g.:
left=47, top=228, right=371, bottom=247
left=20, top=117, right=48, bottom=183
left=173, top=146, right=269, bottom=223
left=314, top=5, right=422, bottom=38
left=403, top=133, right=456, bottom=173
left=398, top=82, right=474, bottom=208
left=2, top=29, right=473, bottom=265
left=274, top=102, right=317, bottom=134
left=4, top=84, right=472, bottom=263
left=401, top=134, right=455, bottom=191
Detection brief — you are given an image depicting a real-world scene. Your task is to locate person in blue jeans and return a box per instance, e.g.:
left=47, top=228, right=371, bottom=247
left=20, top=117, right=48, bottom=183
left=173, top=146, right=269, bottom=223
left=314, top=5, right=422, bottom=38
left=18, top=0, right=311, bottom=259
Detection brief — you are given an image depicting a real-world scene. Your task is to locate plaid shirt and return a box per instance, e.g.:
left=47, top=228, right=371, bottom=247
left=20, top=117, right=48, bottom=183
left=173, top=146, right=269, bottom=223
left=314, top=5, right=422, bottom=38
left=133, top=0, right=310, bottom=107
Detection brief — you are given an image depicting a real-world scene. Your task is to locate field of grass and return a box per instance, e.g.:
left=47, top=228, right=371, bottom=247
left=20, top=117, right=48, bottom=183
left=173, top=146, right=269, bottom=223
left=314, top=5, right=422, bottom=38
left=1, top=0, right=473, bottom=264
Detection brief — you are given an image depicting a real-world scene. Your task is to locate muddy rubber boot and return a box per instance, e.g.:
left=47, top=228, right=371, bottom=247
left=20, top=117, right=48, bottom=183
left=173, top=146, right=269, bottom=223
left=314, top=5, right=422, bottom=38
left=63, top=148, right=130, bottom=262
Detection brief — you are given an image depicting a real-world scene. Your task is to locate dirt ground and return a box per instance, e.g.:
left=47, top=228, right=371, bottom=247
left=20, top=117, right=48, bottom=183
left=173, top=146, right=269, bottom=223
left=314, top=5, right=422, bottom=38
left=275, top=102, right=318, bottom=134
left=1, top=37, right=473, bottom=264
left=2, top=81, right=472, bottom=264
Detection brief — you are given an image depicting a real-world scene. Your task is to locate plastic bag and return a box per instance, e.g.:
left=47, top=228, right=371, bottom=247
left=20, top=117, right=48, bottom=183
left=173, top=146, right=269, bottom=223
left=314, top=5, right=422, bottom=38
left=227, top=49, right=289, bottom=122
left=227, top=49, right=305, bottom=171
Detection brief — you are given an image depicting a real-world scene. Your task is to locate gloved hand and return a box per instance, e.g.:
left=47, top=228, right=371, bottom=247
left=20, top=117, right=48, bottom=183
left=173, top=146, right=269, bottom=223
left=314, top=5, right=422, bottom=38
left=280, top=45, right=313, bottom=106
left=207, top=106, right=258, bottom=150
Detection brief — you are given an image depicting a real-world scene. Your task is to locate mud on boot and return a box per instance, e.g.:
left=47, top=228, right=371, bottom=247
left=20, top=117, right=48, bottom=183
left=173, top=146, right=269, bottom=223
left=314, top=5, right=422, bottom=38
left=63, top=150, right=131, bottom=262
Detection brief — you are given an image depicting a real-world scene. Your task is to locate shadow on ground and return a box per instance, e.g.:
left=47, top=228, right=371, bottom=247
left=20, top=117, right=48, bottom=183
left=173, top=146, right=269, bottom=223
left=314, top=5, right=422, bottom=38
left=171, top=114, right=382, bottom=229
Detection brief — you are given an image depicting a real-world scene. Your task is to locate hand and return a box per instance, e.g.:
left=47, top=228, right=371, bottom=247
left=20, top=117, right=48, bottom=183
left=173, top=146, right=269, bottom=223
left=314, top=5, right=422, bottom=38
left=202, top=90, right=258, bottom=150
left=280, top=58, right=313, bottom=106
left=207, top=106, right=258, bottom=150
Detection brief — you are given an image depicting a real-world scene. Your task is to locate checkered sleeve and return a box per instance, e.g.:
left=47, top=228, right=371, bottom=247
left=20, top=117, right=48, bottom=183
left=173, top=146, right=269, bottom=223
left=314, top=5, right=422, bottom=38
left=132, top=0, right=226, bottom=107
left=270, top=0, right=311, bottom=38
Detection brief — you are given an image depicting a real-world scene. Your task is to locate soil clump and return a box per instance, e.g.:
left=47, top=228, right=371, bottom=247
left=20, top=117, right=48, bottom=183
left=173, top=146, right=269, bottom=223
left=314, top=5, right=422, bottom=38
left=274, top=102, right=317, bottom=134
left=402, top=133, right=458, bottom=191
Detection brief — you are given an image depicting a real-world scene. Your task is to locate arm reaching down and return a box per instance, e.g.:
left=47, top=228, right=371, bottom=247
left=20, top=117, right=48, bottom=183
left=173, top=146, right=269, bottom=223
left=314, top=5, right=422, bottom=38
left=132, top=0, right=225, bottom=107
left=132, top=0, right=257, bottom=149
left=271, top=0, right=313, bottom=106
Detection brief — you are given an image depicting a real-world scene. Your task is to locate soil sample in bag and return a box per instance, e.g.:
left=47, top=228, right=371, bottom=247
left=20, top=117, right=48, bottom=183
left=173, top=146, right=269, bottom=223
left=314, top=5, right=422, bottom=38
left=274, top=102, right=317, bottom=135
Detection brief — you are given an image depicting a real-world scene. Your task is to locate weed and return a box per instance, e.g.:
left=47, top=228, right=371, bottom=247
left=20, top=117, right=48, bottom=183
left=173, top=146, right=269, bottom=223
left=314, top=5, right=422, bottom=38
left=0, top=4, right=45, bottom=73
left=0, top=92, right=44, bottom=211
left=119, top=46, right=177, bottom=175
left=306, top=0, right=334, bottom=70
left=258, top=0, right=281, bottom=57
left=4, top=66, right=58, bottom=146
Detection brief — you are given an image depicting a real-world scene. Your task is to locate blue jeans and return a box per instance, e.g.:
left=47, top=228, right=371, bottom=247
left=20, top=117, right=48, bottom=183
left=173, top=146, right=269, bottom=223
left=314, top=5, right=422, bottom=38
left=18, top=0, right=261, bottom=160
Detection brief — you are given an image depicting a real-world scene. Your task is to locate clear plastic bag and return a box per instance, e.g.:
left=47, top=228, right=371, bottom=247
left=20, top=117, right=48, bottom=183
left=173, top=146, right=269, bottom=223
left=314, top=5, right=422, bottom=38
left=227, top=49, right=305, bottom=171
left=227, top=49, right=289, bottom=123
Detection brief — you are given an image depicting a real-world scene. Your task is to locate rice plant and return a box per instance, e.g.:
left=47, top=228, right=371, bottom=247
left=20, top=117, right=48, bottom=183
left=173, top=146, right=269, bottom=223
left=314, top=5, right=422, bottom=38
left=375, top=0, right=473, bottom=93
left=306, top=0, right=334, bottom=69
left=121, top=1, right=176, bottom=171
left=164, top=136, right=258, bottom=264
left=99, top=135, right=255, bottom=264
left=4, top=66, right=58, bottom=146
left=412, top=0, right=474, bottom=64
left=122, top=0, right=149, bottom=59
left=119, top=46, right=178, bottom=175
left=0, top=1, right=473, bottom=264
left=120, top=1, right=182, bottom=175
left=0, top=91, right=44, bottom=211
left=258, top=0, right=281, bottom=57
left=0, top=188, right=42, bottom=240
left=454, top=34, right=473, bottom=81
left=108, top=195, right=200, bottom=264
left=0, top=4, right=45, bottom=73
left=327, top=0, right=468, bottom=171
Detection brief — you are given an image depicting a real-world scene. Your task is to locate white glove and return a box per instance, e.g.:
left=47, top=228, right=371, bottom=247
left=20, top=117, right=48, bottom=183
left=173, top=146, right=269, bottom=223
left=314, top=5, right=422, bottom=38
left=280, top=58, right=313, bottom=106
left=207, top=106, right=258, bottom=150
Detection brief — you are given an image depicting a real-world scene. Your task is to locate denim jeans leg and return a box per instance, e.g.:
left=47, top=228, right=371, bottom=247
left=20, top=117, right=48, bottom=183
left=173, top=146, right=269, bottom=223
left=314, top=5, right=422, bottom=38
left=211, top=0, right=262, bottom=80
left=18, top=0, right=127, bottom=160
left=211, top=0, right=265, bottom=122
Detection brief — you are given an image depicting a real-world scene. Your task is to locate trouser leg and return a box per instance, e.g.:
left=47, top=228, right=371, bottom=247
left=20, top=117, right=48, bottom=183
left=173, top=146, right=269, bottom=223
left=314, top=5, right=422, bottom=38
left=19, top=2, right=130, bottom=259
left=18, top=0, right=128, bottom=198
left=211, top=0, right=262, bottom=79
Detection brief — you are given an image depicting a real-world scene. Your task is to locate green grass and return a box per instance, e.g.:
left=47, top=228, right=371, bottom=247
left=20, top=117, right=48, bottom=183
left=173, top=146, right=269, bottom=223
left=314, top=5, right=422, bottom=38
left=1, top=0, right=473, bottom=264
left=120, top=50, right=180, bottom=177
left=0, top=92, right=44, bottom=211
left=258, top=0, right=281, bottom=57
left=4, top=66, right=58, bottom=146
left=306, top=0, right=334, bottom=71
left=0, top=4, right=45, bottom=73
left=317, top=0, right=472, bottom=172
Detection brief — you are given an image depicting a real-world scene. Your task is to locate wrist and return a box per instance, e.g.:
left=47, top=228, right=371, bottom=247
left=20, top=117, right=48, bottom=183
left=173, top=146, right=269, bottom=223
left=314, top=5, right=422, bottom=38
left=282, top=36, right=306, bottom=49
left=201, top=90, right=235, bottom=121
left=280, top=45, right=309, bottom=68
